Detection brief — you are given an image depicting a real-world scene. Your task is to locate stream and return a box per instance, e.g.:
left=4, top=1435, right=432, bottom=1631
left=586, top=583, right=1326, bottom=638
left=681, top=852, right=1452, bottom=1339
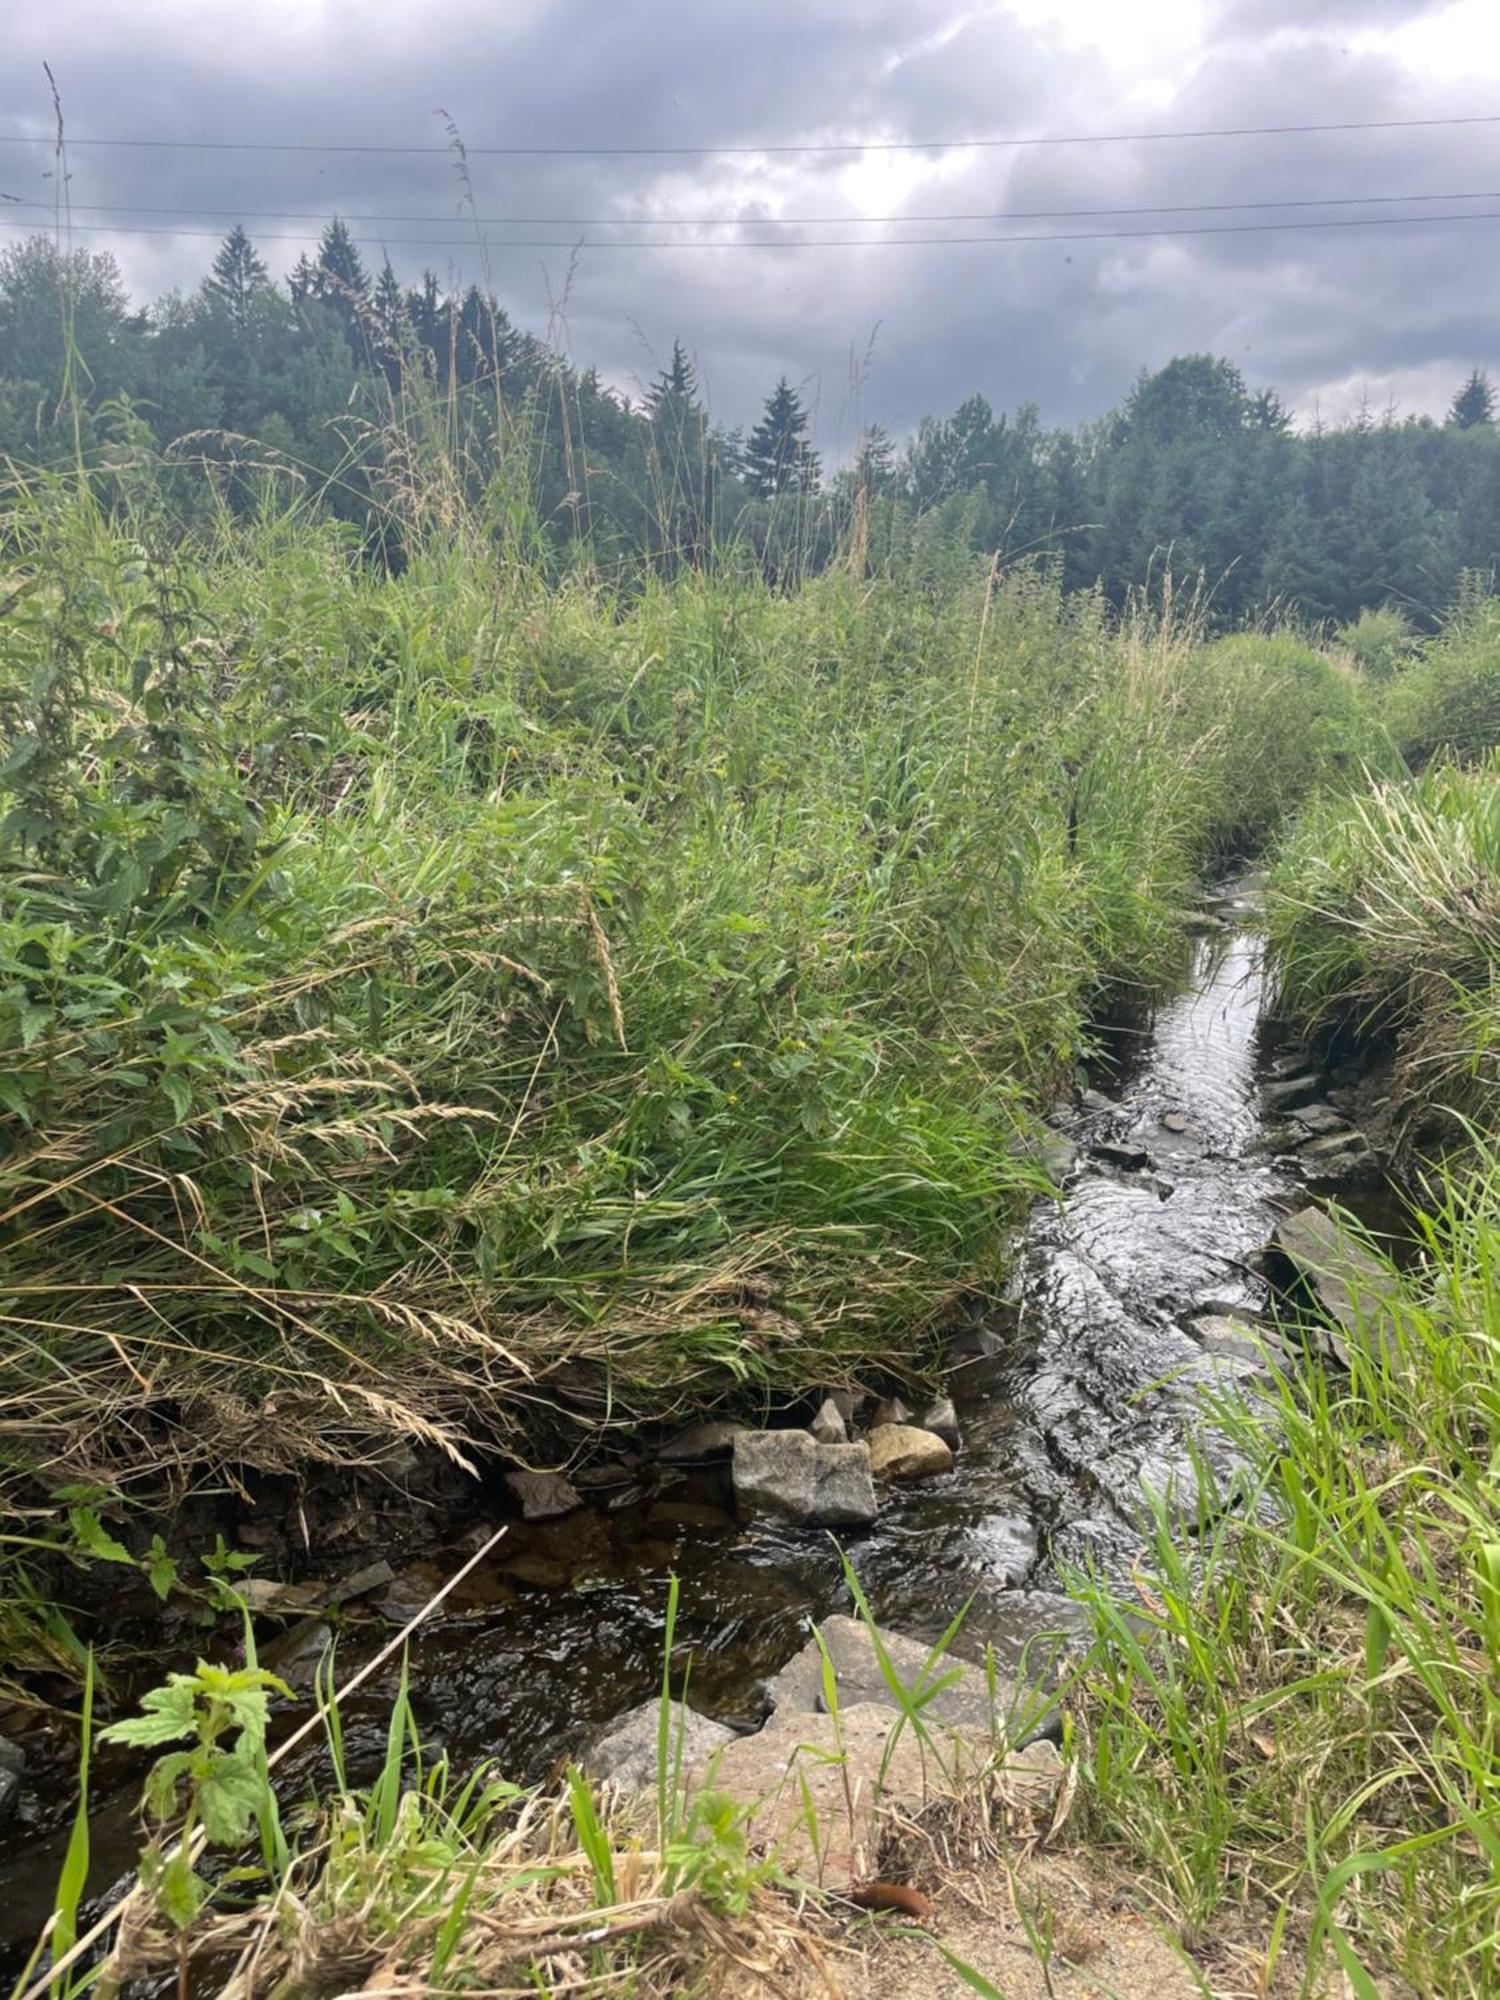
left=0, top=879, right=1395, bottom=1966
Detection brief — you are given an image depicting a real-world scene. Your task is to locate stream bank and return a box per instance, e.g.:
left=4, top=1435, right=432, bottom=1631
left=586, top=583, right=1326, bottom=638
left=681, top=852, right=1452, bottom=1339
left=0, top=877, right=1408, bottom=1971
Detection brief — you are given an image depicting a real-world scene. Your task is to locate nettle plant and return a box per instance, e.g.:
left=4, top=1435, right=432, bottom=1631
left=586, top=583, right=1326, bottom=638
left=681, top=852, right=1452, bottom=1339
left=100, top=1660, right=289, bottom=1927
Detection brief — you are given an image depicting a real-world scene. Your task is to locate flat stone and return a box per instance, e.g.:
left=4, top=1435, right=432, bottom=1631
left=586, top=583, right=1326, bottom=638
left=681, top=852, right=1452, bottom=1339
left=658, top=1420, right=748, bottom=1464
left=761, top=1614, right=1020, bottom=1737
left=1262, top=1072, right=1321, bottom=1112
left=1287, top=1101, right=1349, bottom=1138
left=921, top=1396, right=960, bottom=1450
left=581, top=1698, right=734, bottom=1794
left=504, top=1469, right=583, bottom=1521
left=1274, top=1206, right=1403, bottom=1366
left=1299, top=1128, right=1374, bottom=1171
left=690, top=1701, right=1061, bottom=1885
left=1161, top=1111, right=1192, bottom=1134
left=868, top=1424, right=954, bottom=1483
left=809, top=1396, right=848, bottom=1444
left=732, top=1432, right=877, bottom=1527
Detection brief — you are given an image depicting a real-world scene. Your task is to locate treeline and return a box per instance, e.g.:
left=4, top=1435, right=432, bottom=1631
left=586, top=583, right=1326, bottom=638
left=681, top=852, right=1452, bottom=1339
left=2, top=220, right=1497, bottom=622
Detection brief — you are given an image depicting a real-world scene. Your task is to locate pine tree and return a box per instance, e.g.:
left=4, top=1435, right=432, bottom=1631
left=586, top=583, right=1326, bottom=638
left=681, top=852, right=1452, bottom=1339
left=743, top=377, right=820, bottom=496
left=287, top=253, right=319, bottom=306
left=852, top=423, right=896, bottom=494
left=1449, top=369, right=1495, bottom=429
left=646, top=339, right=698, bottom=421
left=315, top=218, right=370, bottom=305
left=204, top=226, right=268, bottom=328
left=372, top=260, right=404, bottom=332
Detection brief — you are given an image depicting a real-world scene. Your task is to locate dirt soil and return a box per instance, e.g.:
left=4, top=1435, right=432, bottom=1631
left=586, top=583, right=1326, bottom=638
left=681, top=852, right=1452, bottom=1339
left=845, top=1856, right=1242, bottom=2000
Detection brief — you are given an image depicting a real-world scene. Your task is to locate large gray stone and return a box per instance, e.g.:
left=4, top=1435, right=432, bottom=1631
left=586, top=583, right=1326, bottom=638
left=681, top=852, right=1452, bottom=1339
left=1287, top=1101, right=1349, bottom=1138
left=868, top=1423, right=953, bottom=1483
left=921, top=1396, right=961, bottom=1450
left=581, top=1698, right=734, bottom=1794
left=732, top=1432, right=877, bottom=1526
left=1274, top=1206, right=1402, bottom=1366
left=686, top=1701, right=1062, bottom=1885
left=761, top=1614, right=1025, bottom=1739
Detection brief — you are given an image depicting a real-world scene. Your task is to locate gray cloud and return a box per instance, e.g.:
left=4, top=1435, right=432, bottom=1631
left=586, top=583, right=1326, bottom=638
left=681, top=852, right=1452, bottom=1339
left=3, top=1, right=1497, bottom=443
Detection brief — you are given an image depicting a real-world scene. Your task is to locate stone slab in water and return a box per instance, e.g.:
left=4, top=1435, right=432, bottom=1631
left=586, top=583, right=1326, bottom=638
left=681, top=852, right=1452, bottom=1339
left=1274, top=1205, right=1402, bottom=1366
left=659, top=1419, right=748, bottom=1463
left=732, top=1432, right=877, bottom=1526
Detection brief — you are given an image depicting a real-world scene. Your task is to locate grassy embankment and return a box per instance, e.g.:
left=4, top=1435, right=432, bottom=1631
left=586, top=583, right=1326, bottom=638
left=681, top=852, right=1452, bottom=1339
left=1068, top=613, right=1500, bottom=1997
left=1, top=459, right=1373, bottom=1645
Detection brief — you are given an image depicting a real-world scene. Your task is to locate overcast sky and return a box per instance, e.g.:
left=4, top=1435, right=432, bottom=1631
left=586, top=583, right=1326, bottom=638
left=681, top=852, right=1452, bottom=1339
left=3, top=1, right=1499, bottom=448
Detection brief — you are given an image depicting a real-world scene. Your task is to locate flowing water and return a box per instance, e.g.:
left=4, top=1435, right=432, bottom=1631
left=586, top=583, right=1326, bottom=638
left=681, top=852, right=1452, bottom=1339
left=0, top=882, right=1379, bottom=1964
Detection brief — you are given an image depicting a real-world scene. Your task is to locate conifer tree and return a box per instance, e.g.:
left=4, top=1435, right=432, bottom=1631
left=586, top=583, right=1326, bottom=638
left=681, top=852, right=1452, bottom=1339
left=1449, top=369, right=1495, bottom=429
left=204, top=226, right=268, bottom=328
left=744, top=376, right=820, bottom=496
left=315, top=218, right=370, bottom=304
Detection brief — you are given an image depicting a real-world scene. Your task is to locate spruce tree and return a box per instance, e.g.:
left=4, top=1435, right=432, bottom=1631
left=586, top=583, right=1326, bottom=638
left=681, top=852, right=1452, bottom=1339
left=314, top=218, right=370, bottom=306
left=1449, top=369, right=1495, bottom=429
left=744, top=377, right=820, bottom=496
left=204, top=226, right=268, bottom=328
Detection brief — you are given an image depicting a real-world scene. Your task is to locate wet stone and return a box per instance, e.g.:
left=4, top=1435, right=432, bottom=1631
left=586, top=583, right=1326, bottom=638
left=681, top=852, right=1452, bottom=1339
left=761, top=1614, right=1018, bottom=1735
left=1287, top=1101, right=1349, bottom=1138
left=1274, top=1206, right=1402, bottom=1366
left=504, top=1469, right=583, bottom=1521
left=732, top=1432, right=877, bottom=1527
left=1161, top=1111, right=1193, bottom=1134
left=1262, top=1072, right=1321, bottom=1113
left=659, top=1419, right=748, bottom=1464
left=868, top=1424, right=953, bottom=1483
left=921, top=1395, right=961, bottom=1450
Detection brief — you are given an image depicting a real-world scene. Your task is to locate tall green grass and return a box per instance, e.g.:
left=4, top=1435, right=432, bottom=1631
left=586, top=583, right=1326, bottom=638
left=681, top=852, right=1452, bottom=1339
left=1069, top=1155, right=1500, bottom=1997
left=1267, top=755, right=1500, bottom=1133
left=0, top=452, right=1379, bottom=1608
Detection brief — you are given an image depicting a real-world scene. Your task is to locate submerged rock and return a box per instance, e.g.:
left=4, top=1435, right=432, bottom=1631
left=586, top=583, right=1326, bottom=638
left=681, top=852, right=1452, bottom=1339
left=1274, top=1206, right=1402, bottom=1366
left=868, top=1423, right=954, bottom=1483
left=504, top=1469, right=583, bottom=1522
left=732, top=1432, right=877, bottom=1526
left=1262, top=1072, right=1321, bottom=1113
left=581, top=1698, right=734, bottom=1793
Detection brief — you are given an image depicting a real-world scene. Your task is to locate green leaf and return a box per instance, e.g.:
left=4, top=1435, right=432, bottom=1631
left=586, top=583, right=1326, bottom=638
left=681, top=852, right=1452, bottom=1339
left=100, top=1676, right=199, bottom=1748
left=197, top=1752, right=266, bottom=1845
left=67, top=1506, right=134, bottom=1566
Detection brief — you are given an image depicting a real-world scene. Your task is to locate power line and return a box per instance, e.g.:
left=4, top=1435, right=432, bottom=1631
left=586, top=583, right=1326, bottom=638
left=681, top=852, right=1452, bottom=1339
left=0, top=110, right=1498, bottom=159
left=5, top=208, right=1500, bottom=252
left=4, top=187, right=1499, bottom=229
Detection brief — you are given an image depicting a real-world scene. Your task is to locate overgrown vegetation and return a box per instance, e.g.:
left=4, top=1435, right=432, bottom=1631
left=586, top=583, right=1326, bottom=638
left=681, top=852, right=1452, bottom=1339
left=0, top=448, right=1384, bottom=1587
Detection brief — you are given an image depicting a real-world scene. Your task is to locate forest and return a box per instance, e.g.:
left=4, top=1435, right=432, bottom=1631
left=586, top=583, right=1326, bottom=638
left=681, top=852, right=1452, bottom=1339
left=2, top=219, right=1498, bottom=624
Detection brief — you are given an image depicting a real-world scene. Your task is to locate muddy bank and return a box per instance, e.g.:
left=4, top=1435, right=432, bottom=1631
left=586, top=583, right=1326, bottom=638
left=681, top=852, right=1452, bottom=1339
left=0, top=878, right=1413, bottom=1966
